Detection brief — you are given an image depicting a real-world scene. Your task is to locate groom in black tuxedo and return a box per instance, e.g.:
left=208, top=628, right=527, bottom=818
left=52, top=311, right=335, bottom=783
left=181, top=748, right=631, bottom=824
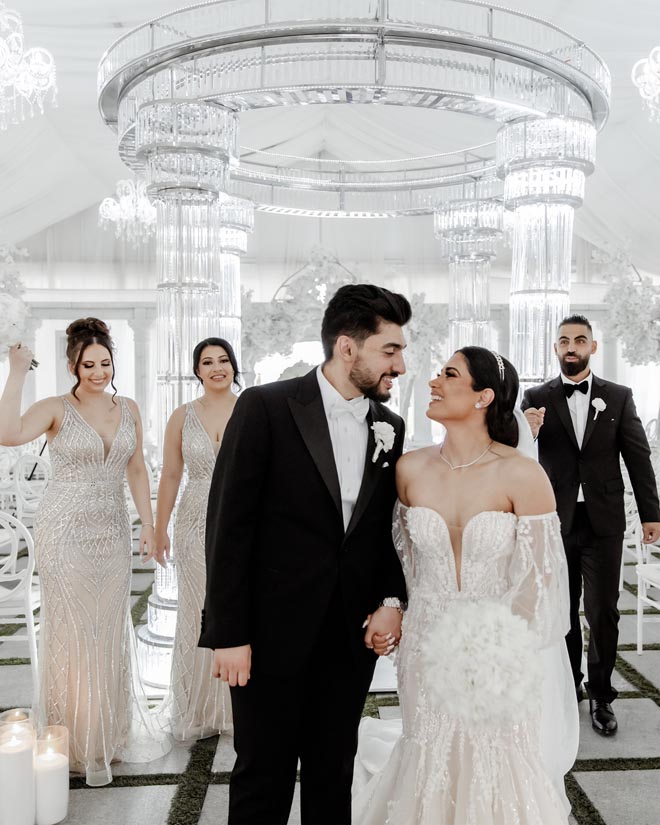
left=200, top=284, right=411, bottom=824
left=523, top=315, right=660, bottom=736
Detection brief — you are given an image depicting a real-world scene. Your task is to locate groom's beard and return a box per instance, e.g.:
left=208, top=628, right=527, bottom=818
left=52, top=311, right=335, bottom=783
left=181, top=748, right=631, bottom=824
left=559, top=352, right=591, bottom=377
left=349, top=360, right=399, bottom=403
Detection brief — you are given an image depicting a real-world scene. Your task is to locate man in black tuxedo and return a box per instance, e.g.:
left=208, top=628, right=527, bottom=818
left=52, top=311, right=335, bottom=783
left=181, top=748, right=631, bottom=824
left=523, top=314, right=660, bottom=736
left=200, top=284, right=411, bottom=824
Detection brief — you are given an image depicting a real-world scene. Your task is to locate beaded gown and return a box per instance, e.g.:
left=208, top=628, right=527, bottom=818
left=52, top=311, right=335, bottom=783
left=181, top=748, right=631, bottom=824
left=164, top=402, right=232, bottom=740
left=35, top=396, right=170, bottom=786
left=353, top=505, right=578, bottom=825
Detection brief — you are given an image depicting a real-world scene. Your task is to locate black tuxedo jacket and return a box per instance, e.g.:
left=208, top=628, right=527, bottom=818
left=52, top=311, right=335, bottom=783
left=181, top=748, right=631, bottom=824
left=199, top=368, right=407, bottom=676
left=522, top=375, right=660, bottom=538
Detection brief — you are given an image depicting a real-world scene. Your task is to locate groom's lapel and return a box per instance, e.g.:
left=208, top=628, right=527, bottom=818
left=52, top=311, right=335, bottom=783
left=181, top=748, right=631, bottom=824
left=344, top=403, right=383, bottom=541
left=288, top=370, right=342, bottom=518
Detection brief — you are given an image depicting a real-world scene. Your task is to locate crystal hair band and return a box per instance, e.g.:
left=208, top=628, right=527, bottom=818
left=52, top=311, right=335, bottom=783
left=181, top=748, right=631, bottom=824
left=492, top=351, right=505, bottom=382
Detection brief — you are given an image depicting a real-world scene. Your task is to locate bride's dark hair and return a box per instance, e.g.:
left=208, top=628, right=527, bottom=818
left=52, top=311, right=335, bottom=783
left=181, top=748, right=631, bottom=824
left=456, top=346, right=519, bottom=448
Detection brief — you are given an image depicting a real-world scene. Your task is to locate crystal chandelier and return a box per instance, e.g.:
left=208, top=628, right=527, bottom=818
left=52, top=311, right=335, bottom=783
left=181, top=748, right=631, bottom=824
left=98, top=179, right=157, bottom=245
left=434, top=192, right=503, bottom=352
left=497, top=118, right=597, bottom=384
left=632, top=48, right=660, bottom=122
left=0, top=2, right=56, bottom=130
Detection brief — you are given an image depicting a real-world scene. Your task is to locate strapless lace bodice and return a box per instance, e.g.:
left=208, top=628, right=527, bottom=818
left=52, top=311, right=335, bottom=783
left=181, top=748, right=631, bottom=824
left=400, top=506, right=517, bottom=608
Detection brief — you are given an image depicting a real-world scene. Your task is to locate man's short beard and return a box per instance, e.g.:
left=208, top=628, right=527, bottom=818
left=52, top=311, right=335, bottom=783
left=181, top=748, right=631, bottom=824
left=349, top=364, right=393, bottom=402
left=560, top=353, right=590, bottom=377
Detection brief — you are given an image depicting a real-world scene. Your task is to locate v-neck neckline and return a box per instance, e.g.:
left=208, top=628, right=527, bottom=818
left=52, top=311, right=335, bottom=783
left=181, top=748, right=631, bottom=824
left=190, top=401, right=221, bottom=456
left=64, top=396, right=124, bottom=465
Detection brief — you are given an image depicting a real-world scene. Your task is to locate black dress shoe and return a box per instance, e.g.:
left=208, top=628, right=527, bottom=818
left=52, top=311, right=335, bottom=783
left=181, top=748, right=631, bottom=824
left=589, top=699, right=618, bottom=736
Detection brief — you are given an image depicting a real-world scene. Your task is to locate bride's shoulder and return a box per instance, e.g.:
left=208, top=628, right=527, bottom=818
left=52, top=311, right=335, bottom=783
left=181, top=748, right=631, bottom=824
left=398, top=445, right=437, bottom=470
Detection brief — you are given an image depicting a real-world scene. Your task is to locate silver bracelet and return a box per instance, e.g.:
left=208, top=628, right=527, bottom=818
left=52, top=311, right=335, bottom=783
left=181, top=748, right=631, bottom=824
left=379, top=597, right=407, bottom=614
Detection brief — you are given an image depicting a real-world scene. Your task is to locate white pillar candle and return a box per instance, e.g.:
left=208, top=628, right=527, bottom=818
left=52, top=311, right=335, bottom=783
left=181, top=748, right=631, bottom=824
left=0, top=731, right=35, bottom=825
left=35, top=750, right=69, bottom=825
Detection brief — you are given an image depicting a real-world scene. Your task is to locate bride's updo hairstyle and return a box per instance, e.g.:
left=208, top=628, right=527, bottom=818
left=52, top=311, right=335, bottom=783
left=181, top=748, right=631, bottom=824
left=457, top=346, right=520, bottom=447
left=65, top=317, right=117, bottom=400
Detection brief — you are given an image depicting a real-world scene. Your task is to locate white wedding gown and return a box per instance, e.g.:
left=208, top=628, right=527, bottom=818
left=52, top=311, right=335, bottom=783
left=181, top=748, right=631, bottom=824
left=353, top=504, right=578, bottom=825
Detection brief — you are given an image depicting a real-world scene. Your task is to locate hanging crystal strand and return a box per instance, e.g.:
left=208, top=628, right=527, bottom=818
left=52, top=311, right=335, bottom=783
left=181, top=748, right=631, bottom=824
left=434, top=197, right=503, bottom=351
left=131, top=98, right=252, bottom=688
left=496, top=117, right=596, bottom=387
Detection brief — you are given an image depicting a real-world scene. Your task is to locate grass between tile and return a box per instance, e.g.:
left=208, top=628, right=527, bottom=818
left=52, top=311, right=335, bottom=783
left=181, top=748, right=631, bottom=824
left=166, top=735, right=218, bottom=825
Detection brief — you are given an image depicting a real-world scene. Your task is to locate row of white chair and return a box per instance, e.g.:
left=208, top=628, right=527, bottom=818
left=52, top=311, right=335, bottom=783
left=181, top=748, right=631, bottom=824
left=0, top=511, right=40, bottom=691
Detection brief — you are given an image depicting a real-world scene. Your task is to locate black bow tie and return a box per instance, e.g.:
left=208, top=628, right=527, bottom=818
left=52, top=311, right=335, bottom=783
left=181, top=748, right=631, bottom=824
left=563, top=381, right=589, bottom=398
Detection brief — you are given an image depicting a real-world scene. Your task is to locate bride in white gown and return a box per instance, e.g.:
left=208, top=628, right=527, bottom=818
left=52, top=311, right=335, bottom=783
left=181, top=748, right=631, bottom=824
left=354, top=347, right=578, bottom=825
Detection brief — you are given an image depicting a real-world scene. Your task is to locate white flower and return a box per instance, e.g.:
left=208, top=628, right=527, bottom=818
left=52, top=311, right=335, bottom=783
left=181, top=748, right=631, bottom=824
left=591, top=397, right=607, bottom=420
left=0, top=293, right=28, bottom=361
left=420, top=599, right=541, bottom=727
left=371, top=421, right=395, bottom=463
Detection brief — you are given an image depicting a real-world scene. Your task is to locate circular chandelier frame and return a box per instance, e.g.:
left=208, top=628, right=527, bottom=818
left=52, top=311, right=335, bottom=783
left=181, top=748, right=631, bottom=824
left=98, top=0, right=610, bottom=217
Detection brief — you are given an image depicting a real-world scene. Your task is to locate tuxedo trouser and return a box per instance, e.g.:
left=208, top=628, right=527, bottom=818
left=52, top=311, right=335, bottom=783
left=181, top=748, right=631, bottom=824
left=227, top=601, right=376, bottom=825
left=564, top=503, right=623, bottom=703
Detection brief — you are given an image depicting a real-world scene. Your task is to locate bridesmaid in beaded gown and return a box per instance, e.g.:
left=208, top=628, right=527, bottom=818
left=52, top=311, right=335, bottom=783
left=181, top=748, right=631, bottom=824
left=155, top=338, right=239, bottom=740
left=0, top=319, right=169, bottom=786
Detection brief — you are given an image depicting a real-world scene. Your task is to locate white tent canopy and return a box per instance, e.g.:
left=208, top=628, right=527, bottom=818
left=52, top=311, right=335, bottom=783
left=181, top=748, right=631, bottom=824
left=1, top=0, right=660, bottom=274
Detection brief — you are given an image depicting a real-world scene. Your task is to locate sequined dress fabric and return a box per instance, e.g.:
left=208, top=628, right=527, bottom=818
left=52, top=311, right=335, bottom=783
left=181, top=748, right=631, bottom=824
left=164, top=403, right=232, bottom=740
left=35, top=397, right=170, bottom=786
left=353, top=505, right=575, bottom=825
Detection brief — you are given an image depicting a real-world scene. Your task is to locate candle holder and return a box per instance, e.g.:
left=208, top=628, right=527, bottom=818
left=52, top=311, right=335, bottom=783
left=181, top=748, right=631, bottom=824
left=0, top=725, right=36, bottom=825
left=34, top=726, right=69, bottom=825
left=0, top=707, right=35, bottom=733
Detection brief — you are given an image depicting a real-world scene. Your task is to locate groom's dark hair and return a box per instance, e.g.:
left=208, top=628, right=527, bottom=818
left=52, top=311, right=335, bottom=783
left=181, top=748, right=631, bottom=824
left=321, top=284, right=412, bottom=361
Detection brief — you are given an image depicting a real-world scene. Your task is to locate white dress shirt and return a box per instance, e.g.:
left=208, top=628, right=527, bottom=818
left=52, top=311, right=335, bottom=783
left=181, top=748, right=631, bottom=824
left=562, top=371, right=593, bottom=502
left=317, top=366, right=369, bottom=531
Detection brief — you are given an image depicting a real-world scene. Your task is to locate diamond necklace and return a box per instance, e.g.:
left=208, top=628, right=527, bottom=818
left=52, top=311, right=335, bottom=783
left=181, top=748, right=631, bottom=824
left=438, top=441, right=493, bottom=470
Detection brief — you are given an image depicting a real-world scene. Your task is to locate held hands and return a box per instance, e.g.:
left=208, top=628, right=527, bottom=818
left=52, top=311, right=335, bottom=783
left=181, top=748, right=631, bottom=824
left=364, top=606, right=402, bottom=657
left=213, top=645, right=251, bottom=687
left=642, top=522, right=660, bottom=544
left=8, top=343, right=34, bottom=377
left=523, top=406, right=545, bottom=439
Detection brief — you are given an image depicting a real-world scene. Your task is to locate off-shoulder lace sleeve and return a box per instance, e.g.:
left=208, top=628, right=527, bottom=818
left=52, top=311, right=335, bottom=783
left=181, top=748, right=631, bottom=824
left=392, top=501, right=416, bottom=586
left=505, top=512, right=570, bottom=648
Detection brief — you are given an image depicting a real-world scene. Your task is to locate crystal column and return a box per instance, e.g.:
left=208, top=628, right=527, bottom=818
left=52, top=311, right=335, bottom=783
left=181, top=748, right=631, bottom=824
left=434, top=198, right=503, bottom=352
left=497, top=117, right=596, bottom=385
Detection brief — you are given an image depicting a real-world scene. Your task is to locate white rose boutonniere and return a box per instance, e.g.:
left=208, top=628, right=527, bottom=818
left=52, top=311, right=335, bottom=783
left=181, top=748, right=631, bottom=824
left=591, top=397, right=607, bottom=420
left=371, top=421, right=395, bottom=463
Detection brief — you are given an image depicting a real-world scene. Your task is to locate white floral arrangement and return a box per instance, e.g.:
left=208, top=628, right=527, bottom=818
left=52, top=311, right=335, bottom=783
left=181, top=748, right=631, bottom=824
left=0, top=246, right=30, bottom=362
left=591, top=397, right=607, bottom=420
left=371, top=421, right=395, bottom=463
left=420, top=599, right=541, bottom=727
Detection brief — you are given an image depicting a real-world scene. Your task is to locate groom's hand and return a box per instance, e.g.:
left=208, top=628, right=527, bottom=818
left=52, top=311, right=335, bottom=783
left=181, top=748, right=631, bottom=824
left=364, top=607, right=402, bottom=654
left=213, top=644, right=252, bottom=687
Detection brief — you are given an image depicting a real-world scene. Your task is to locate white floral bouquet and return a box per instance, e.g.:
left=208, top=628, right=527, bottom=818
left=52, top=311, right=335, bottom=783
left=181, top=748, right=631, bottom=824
left=0, top=293, right=29, bottom=362
left=420, top=599, right=541, bottom=727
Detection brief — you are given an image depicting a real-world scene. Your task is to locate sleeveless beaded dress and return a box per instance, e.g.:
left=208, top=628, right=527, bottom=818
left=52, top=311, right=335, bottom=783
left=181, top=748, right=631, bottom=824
left=35, top=397, right=170, bottom=786
left=164, top=402, right=232, bottom=740
left=353, top=504, right=578, bottom=825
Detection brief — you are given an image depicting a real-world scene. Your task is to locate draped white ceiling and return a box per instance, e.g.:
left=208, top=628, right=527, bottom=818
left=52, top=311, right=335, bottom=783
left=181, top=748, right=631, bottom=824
left=1, top=0, right=659, bottom=274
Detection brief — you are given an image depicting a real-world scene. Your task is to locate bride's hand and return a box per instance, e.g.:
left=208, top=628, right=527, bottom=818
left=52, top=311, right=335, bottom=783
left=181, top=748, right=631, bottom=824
left=371, top=632, right=398, bottom=656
